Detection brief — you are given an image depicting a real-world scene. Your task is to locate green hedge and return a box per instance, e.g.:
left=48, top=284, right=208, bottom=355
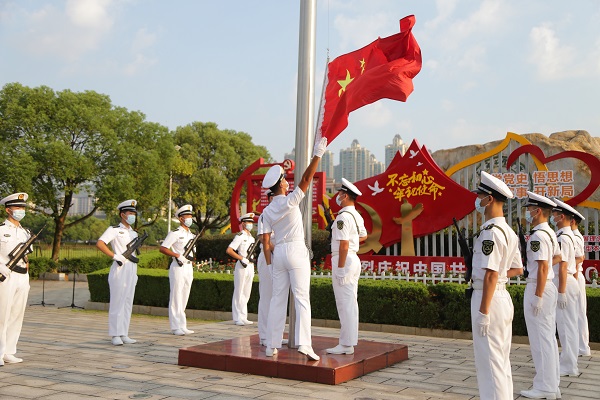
left=194, top=230, right=331, bottom=266
left=87, top=269, right=600, bottom=342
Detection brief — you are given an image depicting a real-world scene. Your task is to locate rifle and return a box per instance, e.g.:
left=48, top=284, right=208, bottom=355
left=453, top=218, right=473, bottom=299
left=117, top=231, right=149, bottom=266
left=1, top=223, right=47, bottom=282
left=323, top=201, right=335, bottom=240
left=516, top=218, right=528, bottom=278
left=175, top=225, right=205, bottom=266
left=241, top=237, right=259, bottom=268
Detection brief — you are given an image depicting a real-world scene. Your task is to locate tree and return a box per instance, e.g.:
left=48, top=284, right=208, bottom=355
left=171, top=122, right=271, bottom=232
left=0, top=83, right=175, bottom=260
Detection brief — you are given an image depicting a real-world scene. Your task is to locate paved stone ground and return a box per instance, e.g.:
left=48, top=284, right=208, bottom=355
left=0, top=280, right=597, bottom=400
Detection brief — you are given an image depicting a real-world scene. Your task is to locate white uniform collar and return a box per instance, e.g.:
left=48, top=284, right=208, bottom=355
left=339, top=205, right=356, bottom=213
left=557, top=226, right=572, bottom=235
left=533, top=221, right=550, bottom=230
left=481, top=216, right=504, bottom=227
left=118, top=222, right=134, bottom=230
left=3, top=219, right=21, bottom=229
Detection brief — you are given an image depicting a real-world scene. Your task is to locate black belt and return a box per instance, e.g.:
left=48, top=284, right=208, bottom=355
left=11, top=266, right=28, bottom=274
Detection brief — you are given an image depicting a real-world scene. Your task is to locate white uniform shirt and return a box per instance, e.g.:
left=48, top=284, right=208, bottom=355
left=527, top=222, right=559, bottom=280
left=162, top=226, right=196, bottom=260
left=256, top=213, right=273, bottom=250
left=261, top=187, right=305, bottom=245
left=471, top=217, right=522, bottom=284
left=98, top=223, right=138, bottom=256
left=331, top=206, right=367, bottom=254
left=555, top=227, right=576, bottom=275
left=0, top=219, right=31, bottom=268
left=228, top=230, right=255, bottom=257
left=572, top=229, right=585, bottom=273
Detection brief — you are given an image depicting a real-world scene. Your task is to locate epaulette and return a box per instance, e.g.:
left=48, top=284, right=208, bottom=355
left=478, top=223, right=508, bottom=244
left=112, top=224, right=121, bottom=228
left=236, top=232, right=244, bottom=236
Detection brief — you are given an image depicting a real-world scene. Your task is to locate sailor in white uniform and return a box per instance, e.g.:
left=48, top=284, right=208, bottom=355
left=257, top=191, right=274, bottom=345
left=520, top=192, right=561, bottom=400
left=260, top=137, right=328, bottom=361
left=471, top=172, right=523, bottom=400
left=551, top=199, right=580, bottom=377
left=159, top=204, right=196, bottom=335
left=326, top=178, right=367, bottom=355
left=226, top=212, right=256, bottom=326
left=96, top=200, right=140, bottom=346
left=570, top=209, right=591, bottom=357
left=0, top=193, right=31, bottom=365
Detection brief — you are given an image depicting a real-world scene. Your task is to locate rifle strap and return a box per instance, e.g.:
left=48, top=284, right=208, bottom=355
left=338, top=211, right=361, bottom=235
left=474, top=223, right=508, bottom=246
left=531, top=229, right=556, bottom=253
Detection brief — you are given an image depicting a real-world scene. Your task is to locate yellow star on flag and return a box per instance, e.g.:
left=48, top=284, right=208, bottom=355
left=360, top=58, right=366, bottom=74
left=337, top=69, right=354, bottom=97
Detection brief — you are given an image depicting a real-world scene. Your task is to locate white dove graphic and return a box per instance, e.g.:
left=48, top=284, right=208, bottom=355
left=409, top=149, right=419, bottom=158
left=367, top=180, right=384, bottom=196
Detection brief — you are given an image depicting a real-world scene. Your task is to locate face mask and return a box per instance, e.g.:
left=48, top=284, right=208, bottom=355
left=245, top=223, right=253, bottom=231
left=335, top=194, right=344, bottom=207
left=525, top=210, right=534, bottom=224
left=126, top=215, right=136, bottom=225
left=550, top=215, right=560, bottom=226
left=183, top=218, right=193, bottom=227
left=11, top=209, right=25, bottom=221
left=474, top=197, right=487, bottom=214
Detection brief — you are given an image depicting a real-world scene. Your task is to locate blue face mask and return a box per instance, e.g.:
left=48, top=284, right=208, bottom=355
left=550, top=215, right=560, bottom=226
left=183, top=218, right=193, bottom=227
left=11, top=209, right=25, bottom=221
left=525, top=210, right=534, bottom=224
left=126, top=215, right=136, bottom=225
left=474, top=197, right=487, bottom=214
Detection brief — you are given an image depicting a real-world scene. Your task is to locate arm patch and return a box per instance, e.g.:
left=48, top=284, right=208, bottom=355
left=482, top=240, right=494, bottom=255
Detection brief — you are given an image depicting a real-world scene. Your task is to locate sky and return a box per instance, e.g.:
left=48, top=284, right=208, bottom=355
left=1, top=0, right=600, bottom=164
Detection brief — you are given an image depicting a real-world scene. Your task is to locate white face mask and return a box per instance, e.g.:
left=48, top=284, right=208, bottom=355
left=126, top=214, right=136, bottom=225
left=245, top=223, right=253, bottom=231
left=11, top=209, right=25, bottom=221
left=183, top=218, right=193, bottom=227
left=335, top=194, right=344, bottom=207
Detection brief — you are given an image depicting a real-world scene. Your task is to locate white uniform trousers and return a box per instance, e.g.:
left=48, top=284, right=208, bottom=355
left=257, top=252, right=272, bottom=342
left=471, top=287, right=514, bottom=400
left=232, top=261, right=254, bottom=323
left=576, top=272, right=591, bottom=355
left=108, top=261, right=138, bottom=337
left=524, top=281, right=560, bottom=393
left=0, top=272, right=29, bottom=357
left=553, top=275, right=580, bottom=375
left=168, top=260, right=194, bottom=331
left=331, top=253, right=361, bottom=346
left=266, top=242, right=312, bottom=348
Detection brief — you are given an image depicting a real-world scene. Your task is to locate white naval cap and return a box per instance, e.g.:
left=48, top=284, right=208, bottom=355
left=176, top=204, right=193, bottom=217
left=552, top=198, right=579, bottom=219
left=117, top=199, right=137, bottom=213
left=523, top=191, right=556, bottom=209
left=473, top=171, right=513, bottom=201
left=262, top=165, right=285, bottom=189
left=572, top=208, right=585, bottom=222
left=0, top=192, right=28, bottom=207
left=239, top=212, right=255, bottom=222
left=340, top=178, right=362, bottom=197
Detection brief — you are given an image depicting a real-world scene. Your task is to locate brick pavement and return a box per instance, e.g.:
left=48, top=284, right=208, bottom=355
left=0, top=280, right=596, bottom=399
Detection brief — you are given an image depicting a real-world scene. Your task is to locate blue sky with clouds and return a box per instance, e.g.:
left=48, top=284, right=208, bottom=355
left=1, top=0, right=599, bottom=163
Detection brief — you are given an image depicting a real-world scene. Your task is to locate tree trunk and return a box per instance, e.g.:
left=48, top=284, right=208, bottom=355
left=51, top=214, right=66, bottom=261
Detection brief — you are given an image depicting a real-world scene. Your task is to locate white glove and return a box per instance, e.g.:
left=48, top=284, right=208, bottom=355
left=557, top=293, right=567, bottom=309
left=177, top=256, right=188, bottom=265
left=0, top=264, right=10, bottom=277
left=336, top=267, right=349, bottom=285
left=313, top=137, right=328, bottom=158
left=532, top=295, right=543, bottom=317
left=113, top=253, right=127, bottom=266
left=241, top=257, right=250, bottom=266
left=476, top=312, right=490, bottom=337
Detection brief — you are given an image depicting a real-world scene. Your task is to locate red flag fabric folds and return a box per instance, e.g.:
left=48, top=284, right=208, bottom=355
left=317, top=15, right=422, bottom=144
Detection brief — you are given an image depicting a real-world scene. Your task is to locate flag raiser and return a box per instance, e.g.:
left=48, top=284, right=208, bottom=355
left=315, top=15, right=422, bottom=145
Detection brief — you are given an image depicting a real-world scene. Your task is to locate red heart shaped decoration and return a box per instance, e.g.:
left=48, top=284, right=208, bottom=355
left=506, top=144, right=600, bottom=206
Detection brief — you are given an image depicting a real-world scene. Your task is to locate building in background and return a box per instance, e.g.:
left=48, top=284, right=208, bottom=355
left=385, top=134, right=407, bottom=168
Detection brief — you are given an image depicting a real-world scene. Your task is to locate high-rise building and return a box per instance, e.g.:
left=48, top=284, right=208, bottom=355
left=339, top=139, right=383, bottom=183
left=385, top=134, right=407, bottom=168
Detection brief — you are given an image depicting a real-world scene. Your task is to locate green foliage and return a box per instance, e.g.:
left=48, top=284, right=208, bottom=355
left=428, top=283, right=472, bottom=331
left=28, top=256, right=110, bottom=276
left=586, top=287, right=600, bottom=342
left=137, top=250, right=170, bottom=269
left=171, top=122, right=271, bottom=231
left=28, top=257, right=58, bottom=277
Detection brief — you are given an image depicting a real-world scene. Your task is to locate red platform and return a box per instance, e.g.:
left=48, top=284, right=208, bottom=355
left=178, top=334, right=408, bottom=385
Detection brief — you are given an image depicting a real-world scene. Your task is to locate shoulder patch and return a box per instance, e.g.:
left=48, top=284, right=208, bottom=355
left=530, top=241, right=540, bottom=252
left=112, top=224, right=120, bottom=228
left=482, top=240, right=494, bottom=256
left=236, top=232, right=244, bottom=236
left=337, top=220, right=344, bottom=230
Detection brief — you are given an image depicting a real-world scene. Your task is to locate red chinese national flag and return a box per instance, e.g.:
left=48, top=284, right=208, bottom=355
left=316, top=15, right=422, bottom=144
